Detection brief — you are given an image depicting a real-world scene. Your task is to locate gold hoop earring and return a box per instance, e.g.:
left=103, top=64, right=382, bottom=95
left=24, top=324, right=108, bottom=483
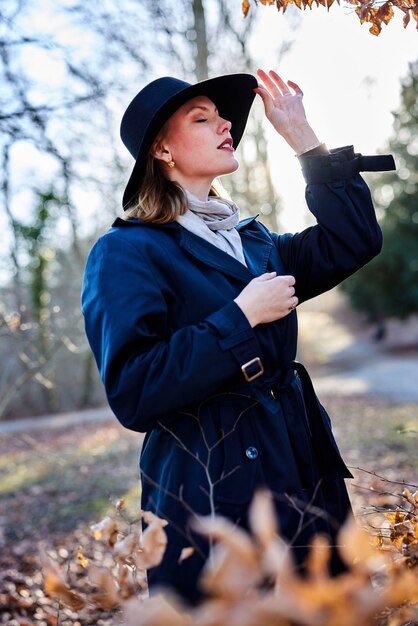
left=167, top=160, right=175, bottom=169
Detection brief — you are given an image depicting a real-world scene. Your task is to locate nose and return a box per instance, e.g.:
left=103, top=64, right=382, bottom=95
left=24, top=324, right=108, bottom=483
left=218, top=117, right=232, bottom=133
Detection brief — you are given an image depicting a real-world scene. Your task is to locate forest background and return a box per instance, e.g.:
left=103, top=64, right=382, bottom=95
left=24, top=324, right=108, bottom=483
left=2, top=1, right=418, bottom=623
left=1, top=0, right=417, bottom=420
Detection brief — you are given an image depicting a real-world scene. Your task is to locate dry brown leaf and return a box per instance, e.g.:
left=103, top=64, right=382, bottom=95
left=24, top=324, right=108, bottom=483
left=44, top=575, right=86, bottom=611
left=384, top=511, right=406, bottom=526
left=242, top=0, right=251, bottom=17
left=370, top=20, right=382, bottom=34
left=90, top=516, right=118, bottom=546
left=377, top=0, right=395, bottom=23
left=193, top=515, right=257, bottom=562
left=382, top=566, right=418, bottom=606
left=305, top=533, right=331, bottom=580
left=199, top=542, right=261, bottom=598
left=141, top=510, right=169, bottom=527
left=192, top=598, right=237, bottom=626
left=117, top=563, right=138, bottom=599
left=326, top=0, right=339, bottom=9
left=248, top=489, right=278, bottom=548
left=402, top=487, right=412, bottom=504
left=123, top=594, right=192, bottom=626
left=193, top=515, right=261, bottom=598
left=178, top=546, right=195, bottom=564
left=6, top=313, right=21, bottom=332
left=387, top=605, right=418, bottom=626
left=116, top=498, right=125, bottom=512
left=76, top=545, right=89, bottom=568
left=279, top=573, right=386, bottom=626
left=248, top=489, right=294, bottom=580
left=89, top=564, right=119, bottom=609
left=194, top=596, right=290, bottom=626
left=257, top=591, right=329, bottom=626
left=41, top=551, right=85, bottom=610
left=382, top=493, right=418, bottom=567
left=134, top=510, right=168, bottom=570
left=263, top=535, right=294, bottom=582
left=113, top=532, right=140, bottom=561
left=338, top=515, right=388, bottom=574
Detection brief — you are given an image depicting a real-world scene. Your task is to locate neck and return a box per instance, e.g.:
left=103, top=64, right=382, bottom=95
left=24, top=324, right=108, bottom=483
left=183, top=183, right=212, bottom=201
left=167, top=174, right=213, bottom=201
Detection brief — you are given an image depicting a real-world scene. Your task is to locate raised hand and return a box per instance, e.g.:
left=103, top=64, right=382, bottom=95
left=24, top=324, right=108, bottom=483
left=254, top=68, right=321, bottom=155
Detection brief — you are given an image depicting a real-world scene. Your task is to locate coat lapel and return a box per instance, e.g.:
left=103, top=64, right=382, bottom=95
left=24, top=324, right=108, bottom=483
left=239, top=222, right=274, bottom=277
left=179, top=216, right=273, bottom=282
left=178, top=227, right=254, bottom=282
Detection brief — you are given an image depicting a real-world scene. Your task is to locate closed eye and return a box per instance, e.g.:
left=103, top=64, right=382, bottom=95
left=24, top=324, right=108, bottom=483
left=196, top=118, right=208, bottom=123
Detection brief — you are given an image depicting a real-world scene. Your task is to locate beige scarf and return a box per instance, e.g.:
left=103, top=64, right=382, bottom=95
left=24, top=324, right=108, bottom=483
left=175, top=190, right=247, bottom=266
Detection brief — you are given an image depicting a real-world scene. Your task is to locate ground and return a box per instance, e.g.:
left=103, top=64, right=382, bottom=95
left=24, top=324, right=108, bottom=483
left=1, top=291, right=418, bottom=625
left=0, top=419, right=142, bottom=625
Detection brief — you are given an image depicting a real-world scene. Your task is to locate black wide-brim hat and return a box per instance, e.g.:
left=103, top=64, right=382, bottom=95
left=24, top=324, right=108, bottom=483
left=120, top=73, right=258, bottom=210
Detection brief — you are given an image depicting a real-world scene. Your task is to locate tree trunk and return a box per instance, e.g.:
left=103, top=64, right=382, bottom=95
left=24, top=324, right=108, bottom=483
left=2, top=143, right=23, bottom=312
left=192, top=0, right=209, bottom=81
left=80, top=349, right=95, bottom=408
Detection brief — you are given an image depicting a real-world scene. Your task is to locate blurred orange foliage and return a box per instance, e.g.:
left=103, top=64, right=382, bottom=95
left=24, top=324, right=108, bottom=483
left=41, top=490, right=418, bottom=626
left=242, top=0, right=418, bottom=35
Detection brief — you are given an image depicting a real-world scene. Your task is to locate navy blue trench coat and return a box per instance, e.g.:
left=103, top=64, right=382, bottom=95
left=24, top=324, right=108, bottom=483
left=81, top=145, right=395, bottom=604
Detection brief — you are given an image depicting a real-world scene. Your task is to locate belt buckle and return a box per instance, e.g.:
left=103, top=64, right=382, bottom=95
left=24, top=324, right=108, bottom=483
left=241, top=357, right=264, bottom=382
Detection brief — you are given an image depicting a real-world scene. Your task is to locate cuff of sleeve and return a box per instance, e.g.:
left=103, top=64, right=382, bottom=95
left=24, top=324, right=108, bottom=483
left=206, top=300, right=254, bottom=349
left=298, top=142, right=330, bottom=157
left=298, top=145, right=396, bottom=184
left=207, top=301, right=266, bottom=382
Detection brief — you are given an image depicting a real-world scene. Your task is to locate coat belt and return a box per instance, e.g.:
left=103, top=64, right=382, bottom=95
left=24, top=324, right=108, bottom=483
left=270, top=360, right=353, bottom=480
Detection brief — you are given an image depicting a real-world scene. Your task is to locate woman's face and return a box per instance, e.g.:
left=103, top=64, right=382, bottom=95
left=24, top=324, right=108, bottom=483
left=152, top=95, right=239, bottom=191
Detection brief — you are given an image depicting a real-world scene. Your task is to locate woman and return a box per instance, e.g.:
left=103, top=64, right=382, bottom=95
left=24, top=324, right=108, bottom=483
left=81, top=69, right=395, bottom=604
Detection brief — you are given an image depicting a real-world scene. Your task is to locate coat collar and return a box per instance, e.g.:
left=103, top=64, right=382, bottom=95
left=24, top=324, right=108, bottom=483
left=111, top=215, right=273, bottom=282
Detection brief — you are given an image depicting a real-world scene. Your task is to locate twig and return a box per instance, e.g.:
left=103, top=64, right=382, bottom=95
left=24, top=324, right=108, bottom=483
left=158, top=393, right=260, bottom=523
left=348, top=466, right=418, bottom=490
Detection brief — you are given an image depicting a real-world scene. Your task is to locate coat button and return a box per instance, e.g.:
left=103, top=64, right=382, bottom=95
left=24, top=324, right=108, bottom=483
left=245, top=446, right=259, bottom=460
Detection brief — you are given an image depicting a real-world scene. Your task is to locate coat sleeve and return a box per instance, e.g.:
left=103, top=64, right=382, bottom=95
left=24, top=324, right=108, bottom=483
left=270, top=145, right=396, bottom=303
left=81, top=234, right=264, bottom=433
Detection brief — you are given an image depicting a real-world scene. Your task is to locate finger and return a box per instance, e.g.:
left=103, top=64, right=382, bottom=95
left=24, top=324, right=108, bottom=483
left=257, top=271, right=277, bottom=281
left=288, top=296, right=299, bottom=311
left=282, top=275, right=296, bottom=286
left=287, top=80, right=304, bottom=98
left=253, top=85, right=274, bottom=115
left=268, top=70, right=292, bottom=96
left=256, top=68, right=283, bottom=99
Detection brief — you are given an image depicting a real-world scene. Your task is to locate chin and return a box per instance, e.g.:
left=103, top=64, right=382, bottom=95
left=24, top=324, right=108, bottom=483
left=217, top=158, right=240, bottom=176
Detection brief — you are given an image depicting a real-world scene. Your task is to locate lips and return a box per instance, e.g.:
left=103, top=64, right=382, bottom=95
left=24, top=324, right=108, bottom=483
left=217, top=138, right=234, bottom=150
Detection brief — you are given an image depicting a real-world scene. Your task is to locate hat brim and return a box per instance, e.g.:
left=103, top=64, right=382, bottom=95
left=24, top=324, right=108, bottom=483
left=122, top=73, right=258, bottom=210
